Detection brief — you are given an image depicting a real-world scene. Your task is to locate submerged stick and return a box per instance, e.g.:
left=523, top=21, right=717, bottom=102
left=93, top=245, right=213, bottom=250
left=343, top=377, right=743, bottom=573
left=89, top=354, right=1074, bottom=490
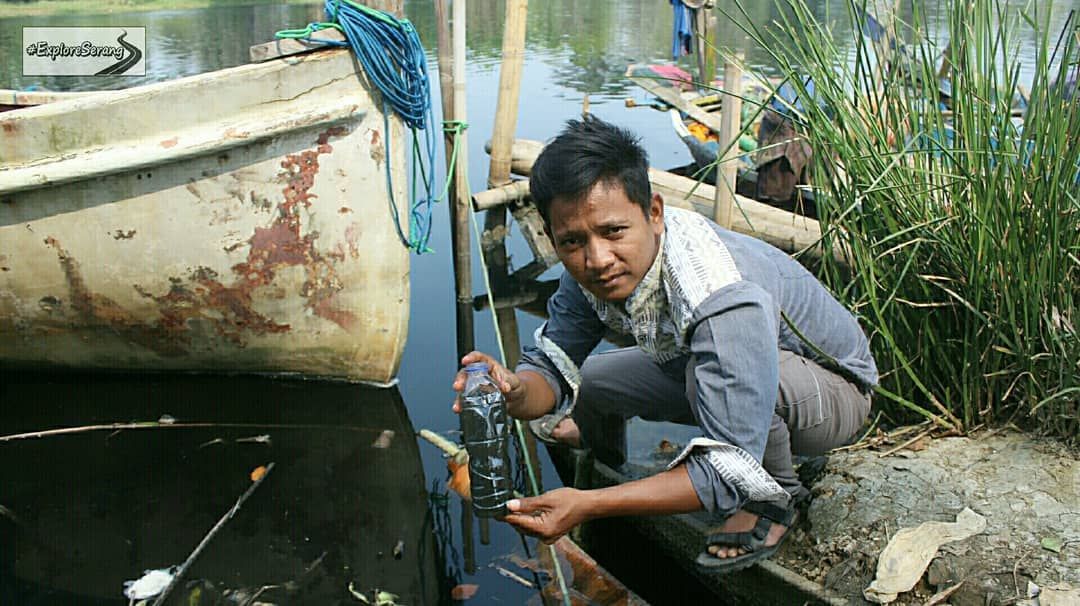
left=151, top=462, right=275, bottom=606
left=0, top=422, right=379, bottom=443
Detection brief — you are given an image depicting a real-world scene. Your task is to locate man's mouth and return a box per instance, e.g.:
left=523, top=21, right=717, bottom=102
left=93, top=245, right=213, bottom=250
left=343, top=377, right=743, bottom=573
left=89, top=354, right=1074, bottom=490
left=594, top=273, right=626, bottom=288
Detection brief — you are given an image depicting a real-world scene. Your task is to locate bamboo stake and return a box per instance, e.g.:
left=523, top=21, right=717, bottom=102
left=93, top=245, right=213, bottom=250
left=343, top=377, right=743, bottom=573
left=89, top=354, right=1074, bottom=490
left=441, top=0, right=474, bottom=362
left=484, top=0, right=537, bottom=499
left=694, top=5, right=710, bottom=87
left=488, top=0, right=528, bottom=190
left=714, top=55, right=743, bottom=228
left=447, top=0, right=480, bottom=567
left=484, top=0, right=527, bottom=371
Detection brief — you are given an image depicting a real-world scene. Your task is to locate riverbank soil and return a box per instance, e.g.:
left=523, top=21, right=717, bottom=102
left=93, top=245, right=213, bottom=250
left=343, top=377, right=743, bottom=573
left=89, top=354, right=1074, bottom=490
left=777, top=429, right=1080, bottom=606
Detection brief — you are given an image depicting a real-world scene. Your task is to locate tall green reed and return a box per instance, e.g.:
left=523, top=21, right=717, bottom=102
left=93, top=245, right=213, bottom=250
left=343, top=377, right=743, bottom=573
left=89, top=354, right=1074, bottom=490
left=731, top=0, right=1079, bottom=441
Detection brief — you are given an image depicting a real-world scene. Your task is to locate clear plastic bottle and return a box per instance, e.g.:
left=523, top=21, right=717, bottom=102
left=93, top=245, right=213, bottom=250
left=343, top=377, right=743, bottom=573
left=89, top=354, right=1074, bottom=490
left=460, top=362, right=512, bottom=518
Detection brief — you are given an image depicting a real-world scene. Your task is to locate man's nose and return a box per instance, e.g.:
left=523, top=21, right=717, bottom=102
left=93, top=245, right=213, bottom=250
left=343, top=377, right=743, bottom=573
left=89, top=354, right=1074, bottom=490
left=584, top=238, right=615, bottom=272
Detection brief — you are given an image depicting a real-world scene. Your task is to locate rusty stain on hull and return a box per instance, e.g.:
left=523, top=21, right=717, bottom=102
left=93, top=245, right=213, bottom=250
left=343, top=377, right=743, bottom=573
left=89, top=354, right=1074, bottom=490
left=44, top=236, right=188, bottom=356
left=368, top=128, right=384, bottom=167
left=232, top=125, right=357, bottom=331
left=39, top=126, right=364, bottom=357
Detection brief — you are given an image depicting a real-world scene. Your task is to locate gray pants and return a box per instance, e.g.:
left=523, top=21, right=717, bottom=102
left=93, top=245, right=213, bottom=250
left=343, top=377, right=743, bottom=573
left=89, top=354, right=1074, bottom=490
left=573, top=348, right=872, bottom=499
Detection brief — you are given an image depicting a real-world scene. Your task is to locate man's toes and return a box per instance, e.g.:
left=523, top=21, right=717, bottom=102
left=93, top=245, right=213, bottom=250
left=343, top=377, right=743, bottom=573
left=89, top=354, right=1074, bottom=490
left=707, top=545, right=720, bottom=555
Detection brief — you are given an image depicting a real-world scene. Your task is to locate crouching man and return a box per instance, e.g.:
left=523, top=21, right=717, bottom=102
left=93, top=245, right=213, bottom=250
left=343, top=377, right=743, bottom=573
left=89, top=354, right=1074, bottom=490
left=451, top=115, right=877, bottom=572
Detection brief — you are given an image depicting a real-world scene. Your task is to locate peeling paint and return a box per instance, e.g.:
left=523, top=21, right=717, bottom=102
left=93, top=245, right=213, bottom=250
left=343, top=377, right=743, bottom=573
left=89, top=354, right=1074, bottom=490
left=368, top=128, right=384, bottom=167
left=345, top=222, right=362, bottom=259
left=44, top=236, right=187, bottom=356
left=35, top=127, right=361, bottom=359
left=231, top=125, right=357, bottom=331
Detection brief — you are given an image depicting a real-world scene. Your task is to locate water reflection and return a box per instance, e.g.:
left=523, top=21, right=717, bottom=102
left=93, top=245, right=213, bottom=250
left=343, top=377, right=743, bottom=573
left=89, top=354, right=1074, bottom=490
left=0, top=372, right=440, bottom=605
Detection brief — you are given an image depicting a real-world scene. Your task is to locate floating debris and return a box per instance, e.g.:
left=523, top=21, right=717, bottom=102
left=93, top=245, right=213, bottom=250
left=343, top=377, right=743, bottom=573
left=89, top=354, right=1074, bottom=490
left=392, top=539, right=404, bottom=560
left=449, top=583, right=478, bottom=600
left=198, top=438, right=226, bottom=449
left=348, top=582, right=371, bottom=603
left=157, top=414, right=176, bottom=425
left=123, top=566, right=178, bottom=600
left=417, top=429, right=471, bottom=499
left=250, top=465, right=268, bottom=483
left=493, top=564, right=534, bottom=588
left=372, top=429, right=395, bottom=449
left=347, top=582, right=405, bottom=605
left=237, top=434, right=272, bottom=445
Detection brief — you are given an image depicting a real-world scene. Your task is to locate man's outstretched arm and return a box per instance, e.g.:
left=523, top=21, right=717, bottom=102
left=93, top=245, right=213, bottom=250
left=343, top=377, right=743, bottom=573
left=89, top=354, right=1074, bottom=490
left=502, top=464, right=703, bottom=543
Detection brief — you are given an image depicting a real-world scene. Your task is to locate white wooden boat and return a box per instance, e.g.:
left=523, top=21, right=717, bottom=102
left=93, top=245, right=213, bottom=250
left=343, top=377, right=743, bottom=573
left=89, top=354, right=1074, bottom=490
left=0, top=47, right=409, bottom=385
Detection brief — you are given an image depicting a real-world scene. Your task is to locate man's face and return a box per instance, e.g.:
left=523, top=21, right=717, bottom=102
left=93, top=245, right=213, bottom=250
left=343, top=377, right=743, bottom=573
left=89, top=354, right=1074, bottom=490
left=548, top=181, right=664, bottom=303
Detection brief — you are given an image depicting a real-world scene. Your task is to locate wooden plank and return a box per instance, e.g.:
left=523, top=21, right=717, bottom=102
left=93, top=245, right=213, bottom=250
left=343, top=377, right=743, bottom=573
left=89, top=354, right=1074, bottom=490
left=649, top=168, right=828, bottom=258
left=248, top=29, right=347, bottom=63
left=714, top=57, right=744, bottom=228
left=626, top=64, right=724, bottom=134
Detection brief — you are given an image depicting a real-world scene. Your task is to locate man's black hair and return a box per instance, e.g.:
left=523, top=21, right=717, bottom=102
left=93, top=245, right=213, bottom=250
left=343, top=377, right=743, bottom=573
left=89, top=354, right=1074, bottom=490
left=529, top=114, right=652, bottom=227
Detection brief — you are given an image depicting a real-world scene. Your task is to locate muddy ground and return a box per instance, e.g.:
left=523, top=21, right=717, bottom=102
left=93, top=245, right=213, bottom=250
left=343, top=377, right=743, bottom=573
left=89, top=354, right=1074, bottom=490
left=775, top=429, right=1080, bottom=606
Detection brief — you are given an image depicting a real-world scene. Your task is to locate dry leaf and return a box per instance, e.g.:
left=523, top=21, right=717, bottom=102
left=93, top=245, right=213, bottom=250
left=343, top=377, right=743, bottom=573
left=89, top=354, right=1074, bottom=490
left=250, top=465, right=268, bottom=482
left=864, top=508, right=987, bottom=604
left=450, top=583, right=479, bottom=600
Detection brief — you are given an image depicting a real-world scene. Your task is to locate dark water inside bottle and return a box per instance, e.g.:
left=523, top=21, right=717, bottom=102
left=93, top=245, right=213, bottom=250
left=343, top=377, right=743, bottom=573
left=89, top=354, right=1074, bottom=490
left=460, top=383, right=512, bottom=518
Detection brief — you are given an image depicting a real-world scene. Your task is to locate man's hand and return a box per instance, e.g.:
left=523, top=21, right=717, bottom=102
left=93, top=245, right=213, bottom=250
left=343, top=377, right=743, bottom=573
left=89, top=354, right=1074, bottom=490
left=503, top=488, right=591, bottom=544
left=451, top=351, right=525, bottom=414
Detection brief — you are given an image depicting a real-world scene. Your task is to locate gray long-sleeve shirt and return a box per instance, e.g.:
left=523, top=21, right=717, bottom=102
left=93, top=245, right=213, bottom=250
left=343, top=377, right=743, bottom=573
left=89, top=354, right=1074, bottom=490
left=517, top=221, right=878, bottom=516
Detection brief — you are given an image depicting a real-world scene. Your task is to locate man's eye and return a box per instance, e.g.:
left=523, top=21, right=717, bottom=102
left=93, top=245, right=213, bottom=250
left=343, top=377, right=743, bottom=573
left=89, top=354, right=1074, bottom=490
left=559, top=238, right=579, bottom=248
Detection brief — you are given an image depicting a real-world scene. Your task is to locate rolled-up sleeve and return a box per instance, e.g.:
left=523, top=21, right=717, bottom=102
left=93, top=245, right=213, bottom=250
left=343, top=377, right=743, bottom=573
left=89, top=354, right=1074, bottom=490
left=681, top=280, right=782, bottom=516
left=516, top=271, right=605, bottom=410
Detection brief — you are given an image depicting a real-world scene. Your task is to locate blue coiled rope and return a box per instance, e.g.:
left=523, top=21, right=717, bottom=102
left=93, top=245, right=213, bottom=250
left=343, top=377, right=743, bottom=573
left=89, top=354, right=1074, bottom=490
left=279, top=1, right=439, bottom=253
left=327, top=0, right=438, bottom=253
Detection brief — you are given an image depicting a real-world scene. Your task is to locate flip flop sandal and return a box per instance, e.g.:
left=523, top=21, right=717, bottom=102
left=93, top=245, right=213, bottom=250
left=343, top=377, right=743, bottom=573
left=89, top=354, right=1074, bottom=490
left=695, top=495, right=806, bottom=574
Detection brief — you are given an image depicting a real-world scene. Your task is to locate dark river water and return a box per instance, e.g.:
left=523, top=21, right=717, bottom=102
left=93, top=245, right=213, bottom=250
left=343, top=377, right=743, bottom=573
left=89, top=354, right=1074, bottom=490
left=1, top=0, right=1077, bottom=604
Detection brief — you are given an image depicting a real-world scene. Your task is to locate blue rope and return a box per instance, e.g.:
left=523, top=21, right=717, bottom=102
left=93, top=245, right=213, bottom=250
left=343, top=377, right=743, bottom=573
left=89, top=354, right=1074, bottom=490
left=324, top=0, right=439, bottom=253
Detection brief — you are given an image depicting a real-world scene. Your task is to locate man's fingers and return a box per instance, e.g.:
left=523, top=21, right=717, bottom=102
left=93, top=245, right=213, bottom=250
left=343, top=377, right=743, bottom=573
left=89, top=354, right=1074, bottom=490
left=503, top=513, right=546, bottom=537
left=506, top=497, right=540, bottom=514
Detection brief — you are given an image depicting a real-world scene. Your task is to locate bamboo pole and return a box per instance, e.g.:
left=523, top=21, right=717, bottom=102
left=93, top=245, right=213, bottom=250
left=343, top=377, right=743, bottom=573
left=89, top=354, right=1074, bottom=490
left=694, top=5, right=710, bottom=87
left=436, top=0, right=475, bottom=572
left=448, top=0, right=474, bottom=361
left=714, top=55, right=743, bottom=228
left=484, top=0, right=528, bottom=373
left=488, top=0, right=528, bottom=190
left=484, top=0, right=543, bottom=502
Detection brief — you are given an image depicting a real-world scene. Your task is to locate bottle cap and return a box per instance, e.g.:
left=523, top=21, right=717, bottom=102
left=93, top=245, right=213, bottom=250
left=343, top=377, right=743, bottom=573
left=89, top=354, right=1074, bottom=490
left=464, top=362, right=490, bottom=373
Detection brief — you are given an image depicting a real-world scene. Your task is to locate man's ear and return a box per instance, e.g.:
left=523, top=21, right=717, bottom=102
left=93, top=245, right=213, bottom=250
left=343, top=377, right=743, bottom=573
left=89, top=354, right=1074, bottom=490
left=650, top=193, right=665, bottom=229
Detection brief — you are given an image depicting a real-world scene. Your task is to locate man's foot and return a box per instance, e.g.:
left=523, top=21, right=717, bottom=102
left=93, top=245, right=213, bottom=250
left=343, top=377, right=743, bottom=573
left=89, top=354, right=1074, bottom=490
left=696, top=497, right=804, bottom=572
left=703, top=508, right=794, bottom=559
left=549, top=417, right=582, bottom=447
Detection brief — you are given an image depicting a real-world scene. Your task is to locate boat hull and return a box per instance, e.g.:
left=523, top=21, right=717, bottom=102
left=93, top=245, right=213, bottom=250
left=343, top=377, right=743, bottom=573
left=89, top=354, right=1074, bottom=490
left=0, top=49, right=409, bottom=384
